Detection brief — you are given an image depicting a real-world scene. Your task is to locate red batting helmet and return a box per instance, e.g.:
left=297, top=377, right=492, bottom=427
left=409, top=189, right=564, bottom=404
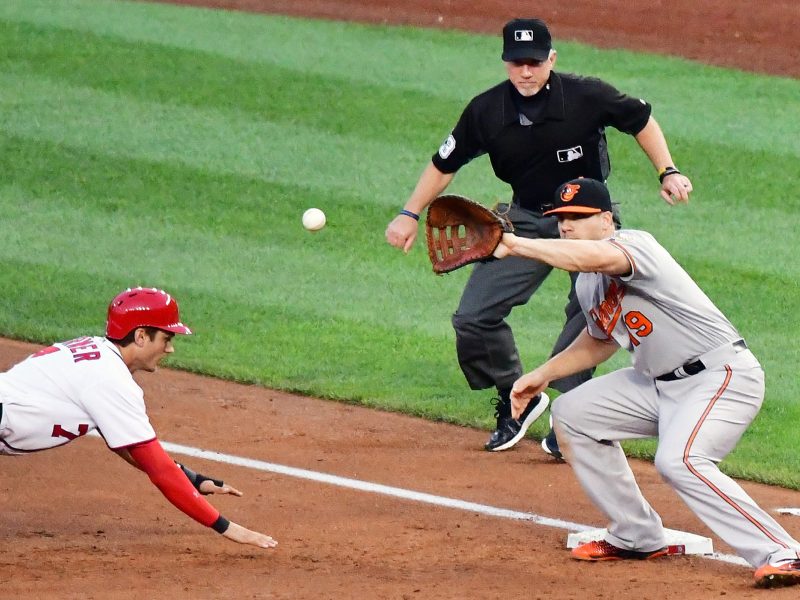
left=105, top=287, right=192, bottom=339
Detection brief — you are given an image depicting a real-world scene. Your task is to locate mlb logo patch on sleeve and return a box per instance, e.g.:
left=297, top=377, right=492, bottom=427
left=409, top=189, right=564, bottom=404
left=438, top=134, right=456, bottom=159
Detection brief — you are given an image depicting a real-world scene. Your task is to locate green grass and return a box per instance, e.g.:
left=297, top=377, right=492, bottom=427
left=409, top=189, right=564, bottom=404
left=0, top=0, right=798, bottom=488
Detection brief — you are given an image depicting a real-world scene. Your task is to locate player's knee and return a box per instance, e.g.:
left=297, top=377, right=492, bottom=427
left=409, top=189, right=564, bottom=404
left=551, top=392, right=580, bottom=430
left=551, top=396, right=565, bottom=422
left=654, top=448, right=689, bottom=484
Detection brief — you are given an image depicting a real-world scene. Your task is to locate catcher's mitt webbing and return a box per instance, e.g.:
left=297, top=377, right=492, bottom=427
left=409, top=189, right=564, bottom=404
left=429, top=222, right=466, bottom=263
left=425, top=195, right=512, bottom=274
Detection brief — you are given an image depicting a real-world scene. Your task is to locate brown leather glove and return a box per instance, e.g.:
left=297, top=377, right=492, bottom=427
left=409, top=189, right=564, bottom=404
left=425, top=195, right=513, bottom=274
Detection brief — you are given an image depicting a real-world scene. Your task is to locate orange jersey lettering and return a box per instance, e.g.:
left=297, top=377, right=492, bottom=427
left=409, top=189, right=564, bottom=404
left=589, top=279, right=625, bottom=338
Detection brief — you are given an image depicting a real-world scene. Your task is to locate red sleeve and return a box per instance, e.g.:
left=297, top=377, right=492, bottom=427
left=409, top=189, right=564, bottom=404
left=128, top=439, right=221, bottom=528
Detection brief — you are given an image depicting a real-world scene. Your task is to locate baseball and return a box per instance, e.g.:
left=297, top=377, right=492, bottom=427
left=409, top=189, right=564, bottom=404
left=302, top=208, right=326, bottom=231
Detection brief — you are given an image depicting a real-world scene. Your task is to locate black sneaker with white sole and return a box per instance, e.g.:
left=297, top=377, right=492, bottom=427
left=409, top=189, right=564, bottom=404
left=484, top=392, right=550, bottom=452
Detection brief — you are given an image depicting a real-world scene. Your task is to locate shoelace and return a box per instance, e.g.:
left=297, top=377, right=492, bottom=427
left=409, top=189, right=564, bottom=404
left=489, top=396, right=502, bottom=420
left=492, top=396, right=515, bottom=419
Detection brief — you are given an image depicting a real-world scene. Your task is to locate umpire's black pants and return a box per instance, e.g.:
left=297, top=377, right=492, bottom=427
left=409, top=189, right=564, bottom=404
left=451, top=202, right=593, bottom=394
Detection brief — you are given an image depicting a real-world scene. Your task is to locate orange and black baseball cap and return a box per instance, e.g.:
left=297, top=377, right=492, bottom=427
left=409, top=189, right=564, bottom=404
left=544, top=177, right=612, bottom=216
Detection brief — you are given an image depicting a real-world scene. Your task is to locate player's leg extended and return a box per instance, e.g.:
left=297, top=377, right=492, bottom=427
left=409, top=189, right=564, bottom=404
left=654, top=352, right=800, bottom=569
left=553, top=368, right=667, bottom=552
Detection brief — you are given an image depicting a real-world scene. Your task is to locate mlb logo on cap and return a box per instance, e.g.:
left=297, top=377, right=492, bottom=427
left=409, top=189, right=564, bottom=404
left=502, top=18, right=552, bottom=62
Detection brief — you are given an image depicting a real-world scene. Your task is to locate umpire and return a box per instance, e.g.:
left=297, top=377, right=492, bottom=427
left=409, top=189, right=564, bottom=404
left=385, top=18, right=692, bottom=454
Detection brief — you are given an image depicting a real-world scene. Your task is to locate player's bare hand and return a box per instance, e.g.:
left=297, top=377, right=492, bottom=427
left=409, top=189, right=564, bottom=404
left=660, top=173, right=692, bottom=205
left=223, top=522, right=278, bottom=549
left=199, top=479, right=243, bottom=497
left=510, top=370, right=549, bottom=419
left=493, top=233, right=516, bottom=259
left=385, top=214, right=419, bottom=253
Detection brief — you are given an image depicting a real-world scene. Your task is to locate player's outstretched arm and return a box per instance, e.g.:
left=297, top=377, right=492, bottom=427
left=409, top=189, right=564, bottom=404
left=121, top=439, right=278, bottom=550
left=495, top=233, right=631, bottom=275
left=223, top=521, right=278, bottom=549
left=511, top=331, right=619, bottom=419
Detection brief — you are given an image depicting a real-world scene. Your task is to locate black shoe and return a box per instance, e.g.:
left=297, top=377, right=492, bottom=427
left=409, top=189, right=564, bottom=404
left=484, top=392, right=550, bottom=452
left=541, top=414, right=564, bottom=460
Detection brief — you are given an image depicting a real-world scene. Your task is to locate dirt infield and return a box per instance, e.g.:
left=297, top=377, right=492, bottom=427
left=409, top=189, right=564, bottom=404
left=4, top=2, right=800, bottom=598
left=155, top=0, right=800, bottom=78
left=3, top=337, right=800, bottom=599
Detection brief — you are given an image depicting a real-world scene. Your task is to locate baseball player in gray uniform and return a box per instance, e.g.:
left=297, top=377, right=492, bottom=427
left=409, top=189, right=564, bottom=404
left=493, top=177, right=800, bottom=588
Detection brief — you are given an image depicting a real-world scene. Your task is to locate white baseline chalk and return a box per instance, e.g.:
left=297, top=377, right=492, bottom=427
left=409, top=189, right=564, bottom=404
left=777, top=507, right=800, bottom=516
left=160, top=440, right=750, bottom=568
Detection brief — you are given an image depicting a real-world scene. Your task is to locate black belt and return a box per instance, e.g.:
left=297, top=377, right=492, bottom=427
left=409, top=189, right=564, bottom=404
left=656, top=339, right=748, bottom=382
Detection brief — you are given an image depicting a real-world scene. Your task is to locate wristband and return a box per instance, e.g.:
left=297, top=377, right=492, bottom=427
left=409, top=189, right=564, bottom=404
left=399, top=209, right=420, bottom=221
left=211, top=515, right=230, bottom=534
left=176, top=462, right=224, bottom=494
left=658, top=166, right=681, bottom=183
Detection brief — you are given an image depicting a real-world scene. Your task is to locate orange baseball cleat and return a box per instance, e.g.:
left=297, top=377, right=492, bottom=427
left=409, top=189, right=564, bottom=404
left=571, top=539, right=682, bottom=561
left=754, top=560, right=800, bottom=588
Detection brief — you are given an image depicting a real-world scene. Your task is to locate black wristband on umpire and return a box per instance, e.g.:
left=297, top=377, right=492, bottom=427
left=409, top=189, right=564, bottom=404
left=658, top=166, right=681, bottom=183
left=399, top=208, right=420, bottom=221
left=176, top=462, right=224, bottom=494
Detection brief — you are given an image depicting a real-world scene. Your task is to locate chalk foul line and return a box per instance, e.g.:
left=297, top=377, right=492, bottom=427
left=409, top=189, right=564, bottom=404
left=160, top=440, right=749, bottom=568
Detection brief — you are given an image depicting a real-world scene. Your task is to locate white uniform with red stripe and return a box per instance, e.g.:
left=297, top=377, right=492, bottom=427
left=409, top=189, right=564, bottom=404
left=0, top=336, right=155, bottom=454
left=552, top=229, right=800, bottom=567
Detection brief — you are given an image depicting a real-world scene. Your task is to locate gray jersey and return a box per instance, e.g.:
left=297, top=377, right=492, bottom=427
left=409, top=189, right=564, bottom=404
left=557, top=228, right=800, bottom=569
left=576, top=229, right=740, bottom=378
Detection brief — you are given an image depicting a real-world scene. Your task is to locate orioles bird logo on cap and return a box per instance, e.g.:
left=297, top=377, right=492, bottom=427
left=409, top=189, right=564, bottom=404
left=560, top=184, right=580, bottom=202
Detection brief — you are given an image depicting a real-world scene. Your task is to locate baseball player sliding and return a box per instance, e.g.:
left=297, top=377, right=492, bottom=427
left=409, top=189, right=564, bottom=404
left=0, top=287, right=277, bottom=550
left=494, top=178, right=800, bottom=588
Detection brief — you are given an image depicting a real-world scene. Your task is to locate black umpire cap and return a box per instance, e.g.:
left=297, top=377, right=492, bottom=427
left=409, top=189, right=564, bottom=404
left=502, top=18, right=552, bottom=62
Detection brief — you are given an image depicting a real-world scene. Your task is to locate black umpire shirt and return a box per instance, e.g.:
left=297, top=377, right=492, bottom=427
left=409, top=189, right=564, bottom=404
left=431, top=72, right=652, bottom=213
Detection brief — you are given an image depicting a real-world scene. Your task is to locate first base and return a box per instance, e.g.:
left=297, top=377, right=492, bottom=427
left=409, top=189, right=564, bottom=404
left=567, top=527, right=713, bottom=556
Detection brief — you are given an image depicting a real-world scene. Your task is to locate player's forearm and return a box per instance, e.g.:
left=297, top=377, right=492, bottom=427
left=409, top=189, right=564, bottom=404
left=502, top=234, right=624, bottom=273
left=540, top=330, right=618, bottom=381
left=128, top=439, right=228, bottom=532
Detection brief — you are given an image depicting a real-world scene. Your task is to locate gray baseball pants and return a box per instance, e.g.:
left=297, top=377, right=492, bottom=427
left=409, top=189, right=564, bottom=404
left=552, top=350, right=800, bottom=567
